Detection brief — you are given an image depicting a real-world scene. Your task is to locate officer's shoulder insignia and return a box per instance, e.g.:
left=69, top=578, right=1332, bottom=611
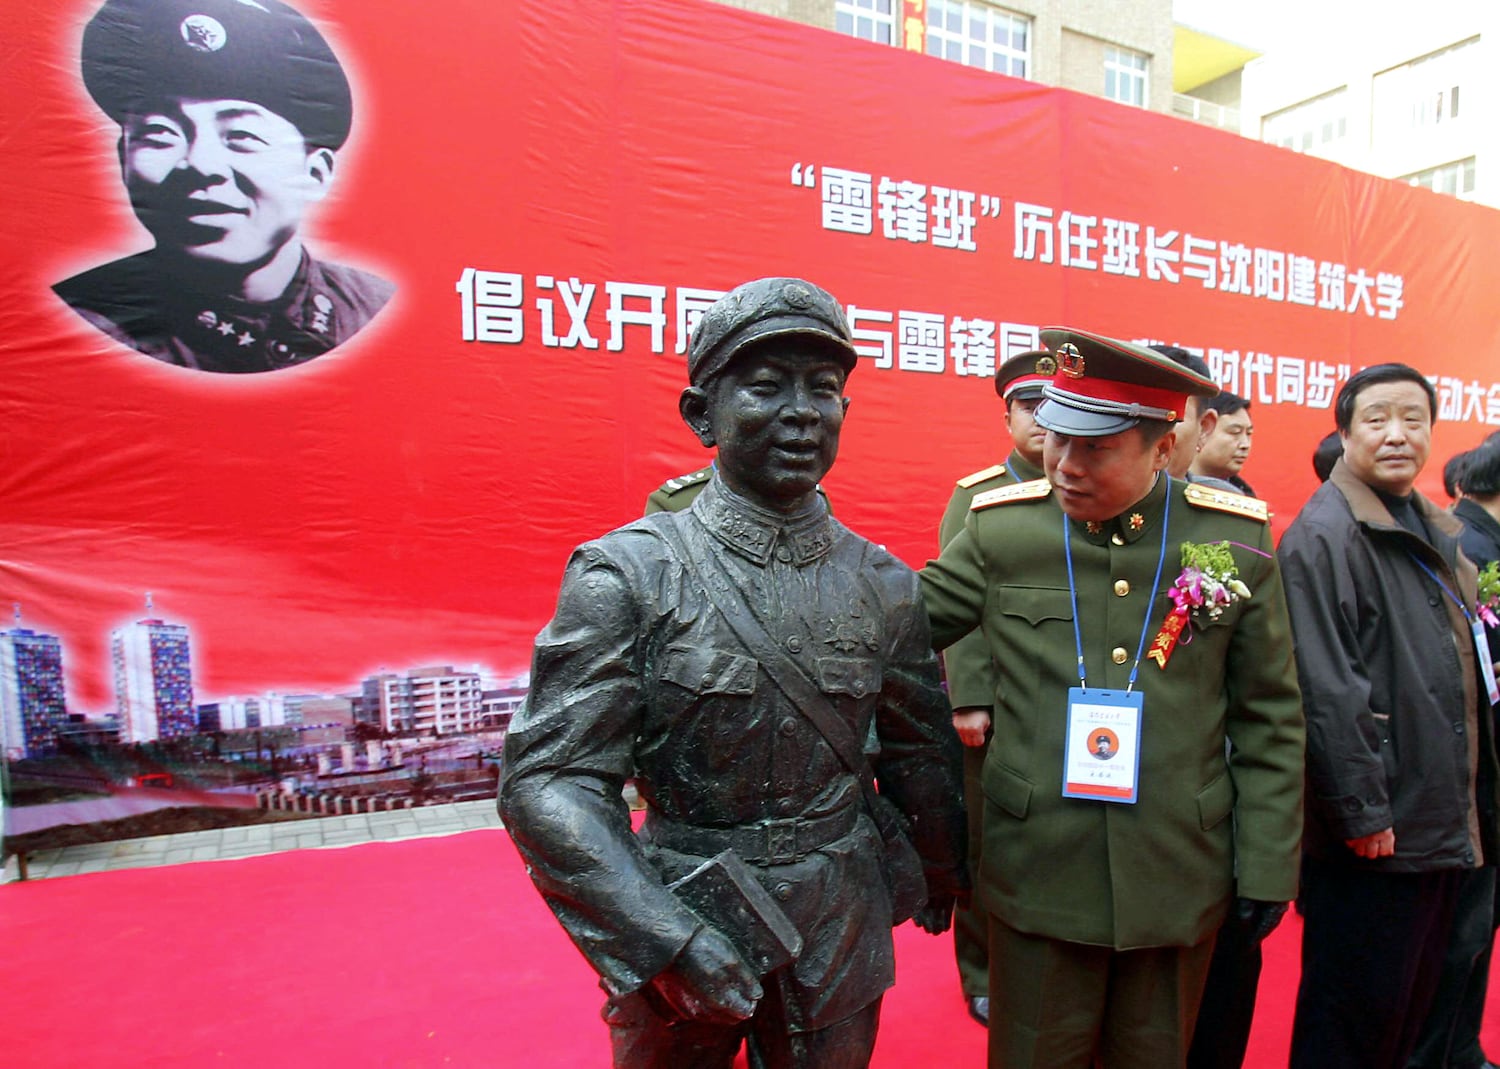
left=956, top=464, right=1007, bottom=489
left=972, top=479, right=1051, bottom=510
left=1183, top=482, right=1269, bottom=523
left=662, top=468, right=712, bottom=495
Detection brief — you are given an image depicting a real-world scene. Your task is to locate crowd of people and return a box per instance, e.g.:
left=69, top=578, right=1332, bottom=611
left=501, top=275, right=1500, bottom=1069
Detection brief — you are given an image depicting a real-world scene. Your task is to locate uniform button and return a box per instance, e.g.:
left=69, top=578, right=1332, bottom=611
left=776, top=546, right=793, bottom=563
left=1114, top=580, right=1130, bottom=597
left=1346, top=798, right=1362, bottom=811
left=1454, top=721, right=1465, bottom=734
left=1111, top=647, right=1128, bottom=665
left=1466, top=850, right=1476, bottom=863
left=701, top=674, right=716, bottom=688
left=779, top=718, right=797, bottom=736
left=774, top=882, right=794, bottom=901
left=787, top=636, right=803, bottom=653
left=852, top=680, right=867, bottom=698
left=777, top=797, right=796, bottom=815
left=1111, top=533, right=1125, bottom=546
left=1429, top=596, right=1441, bottom=607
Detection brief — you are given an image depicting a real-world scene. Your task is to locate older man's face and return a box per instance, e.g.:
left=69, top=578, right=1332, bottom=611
left=1340, top=380, right=1432, bottom=497
left=122, top=97, right=331, bottom=267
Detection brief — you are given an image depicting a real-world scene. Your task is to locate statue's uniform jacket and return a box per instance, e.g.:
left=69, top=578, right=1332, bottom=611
left=919, top=474, right=1305, bottom=949
left=501, top=478, right=965, bottom=1031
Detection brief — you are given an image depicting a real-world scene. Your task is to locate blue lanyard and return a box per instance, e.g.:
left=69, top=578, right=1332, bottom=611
left=1063, top=476, right=1173, bottom=692
left=1409, top=552, right=1473, bottom=624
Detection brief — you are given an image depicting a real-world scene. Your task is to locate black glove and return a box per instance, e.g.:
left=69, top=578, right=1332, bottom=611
left=1234, top=897, right=1288, bottom=943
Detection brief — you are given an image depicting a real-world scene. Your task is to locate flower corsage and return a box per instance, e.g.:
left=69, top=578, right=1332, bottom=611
left=1148, top=541, right=1252, bottom=668
left=1476, top=560, right=1500, bottom=628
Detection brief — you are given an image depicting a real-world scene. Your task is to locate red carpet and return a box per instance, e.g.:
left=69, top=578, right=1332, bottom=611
left=3, top=830, right=1499, bottom=1067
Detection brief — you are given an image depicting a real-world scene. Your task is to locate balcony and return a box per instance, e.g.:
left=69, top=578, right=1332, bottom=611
left=1173, top=93, right=1239, bottom=130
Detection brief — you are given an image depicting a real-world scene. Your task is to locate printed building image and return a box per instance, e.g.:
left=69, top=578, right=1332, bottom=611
left=111, top=615, right=195, bottom=744
left=0, top=623, right=68, bottom=758
left=363, top=666, right=484, bottom=736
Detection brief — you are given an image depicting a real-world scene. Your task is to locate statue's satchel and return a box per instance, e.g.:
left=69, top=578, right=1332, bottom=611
left=666, top=850, right=804, bottom=978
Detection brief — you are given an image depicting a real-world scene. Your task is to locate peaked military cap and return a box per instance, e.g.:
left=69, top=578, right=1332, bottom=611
left=994, top=349, right=1054, bottom=401
left=1035, top=326, right=1218, bottom=437
left=688, top=277, right=857, bottom=387
left=81, top=0, right=353, bottom=150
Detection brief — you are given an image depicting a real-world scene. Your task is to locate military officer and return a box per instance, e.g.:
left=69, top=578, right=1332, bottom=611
left=920, top=328, right=1304, bottom=1069
left=940, top=348, right=1053, bottom=1026
left=502, top=277, right=966, bottom=1069
left=54, top=0, right=393, bottom=373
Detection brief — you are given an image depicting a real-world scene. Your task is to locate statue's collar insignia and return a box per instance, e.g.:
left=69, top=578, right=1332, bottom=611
left=693, top=478, right=835, bottom=566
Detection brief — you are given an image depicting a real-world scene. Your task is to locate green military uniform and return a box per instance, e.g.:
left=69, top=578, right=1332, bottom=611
left=920, top=327, right=1305, bottom=1069
left=940, top=449, right=1044, bottom=1005
left=644, top=466, right=714, bottom=514
left=646, top=465, right=831, bottom=515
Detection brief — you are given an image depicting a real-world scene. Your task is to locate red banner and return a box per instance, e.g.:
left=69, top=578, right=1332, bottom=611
left=3, top=0, right=1498, bottom=839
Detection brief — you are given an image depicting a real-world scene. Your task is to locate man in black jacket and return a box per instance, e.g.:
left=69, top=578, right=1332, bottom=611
left=1280, top=364, right=1500, bottom=1069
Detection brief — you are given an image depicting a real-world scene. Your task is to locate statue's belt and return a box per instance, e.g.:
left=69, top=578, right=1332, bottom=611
left=642, top=804, right=860, bottom=866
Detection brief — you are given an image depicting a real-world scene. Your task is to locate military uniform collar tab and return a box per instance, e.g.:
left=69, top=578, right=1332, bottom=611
left=1070, top=472, right=1168, bottom=546
left=694, top=477, right=834, bottom=566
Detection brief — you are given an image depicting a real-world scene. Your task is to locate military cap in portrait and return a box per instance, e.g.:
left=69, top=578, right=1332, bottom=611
left=81, top=0, right=353, bottom=150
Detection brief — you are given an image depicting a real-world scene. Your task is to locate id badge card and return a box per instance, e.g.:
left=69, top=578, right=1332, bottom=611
left=1472, top=618, right=1500, bottom=705
left=1062, top=687, right=1143, bottom=804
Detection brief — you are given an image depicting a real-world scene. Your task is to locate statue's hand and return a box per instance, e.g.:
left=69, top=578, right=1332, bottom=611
left=649, top=926, right=762, bottom=1024
left=912, top=893, right=956, bottom=935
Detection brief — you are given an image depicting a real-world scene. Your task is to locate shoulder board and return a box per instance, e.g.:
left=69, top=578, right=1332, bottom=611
left=661, top=468, right=712, bottom=494
left=956, top=464, right=1007, bottom=489
left=1183, top=482, right=1269, bottom=523
left=972, top=479, right=1051, bottom=510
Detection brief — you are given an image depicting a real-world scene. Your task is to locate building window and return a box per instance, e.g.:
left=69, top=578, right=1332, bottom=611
left=1104, top=46, right=1148, bottom=107
left=1372, top=37, right=1476, bottom=147
left=836, top=0, right=897, bottom=46
left=1261, top=88, right=1348, bottom=156
left=925, top=1, right=1030, bottom=78
left=1402, top=157, right=1476, bottom=199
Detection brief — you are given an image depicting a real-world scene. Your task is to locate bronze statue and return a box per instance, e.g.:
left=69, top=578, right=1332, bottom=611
left=500, top=277, right=967, bottom=1068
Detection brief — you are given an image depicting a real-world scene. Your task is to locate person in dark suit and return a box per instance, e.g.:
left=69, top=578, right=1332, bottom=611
left=1408, top=441, right=1500, bottom=1069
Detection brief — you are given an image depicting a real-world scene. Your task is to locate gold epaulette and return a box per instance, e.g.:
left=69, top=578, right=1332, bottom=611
left=972, top=479, right=1051, bottom=510
left=956, top=464, right=1007, bottom=489
left=1183, top=482, right=1269, bottom=523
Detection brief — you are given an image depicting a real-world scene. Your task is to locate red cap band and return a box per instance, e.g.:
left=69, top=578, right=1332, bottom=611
left=1050, top=372, right=1185, bottom=421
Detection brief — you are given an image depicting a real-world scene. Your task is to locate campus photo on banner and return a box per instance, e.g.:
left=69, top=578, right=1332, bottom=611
left=3, top=0, right=1500, bottom=855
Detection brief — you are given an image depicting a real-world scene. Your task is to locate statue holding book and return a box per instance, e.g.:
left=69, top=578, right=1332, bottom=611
left=499, top=277, right=967, bottom=1068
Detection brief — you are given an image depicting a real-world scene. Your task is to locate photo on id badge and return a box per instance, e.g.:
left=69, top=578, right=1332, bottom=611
left=1062, top=688, right=1142, bottom=803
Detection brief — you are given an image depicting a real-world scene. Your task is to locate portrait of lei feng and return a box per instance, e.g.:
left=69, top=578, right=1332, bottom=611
left=54, top=0, right=394, bottom=374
